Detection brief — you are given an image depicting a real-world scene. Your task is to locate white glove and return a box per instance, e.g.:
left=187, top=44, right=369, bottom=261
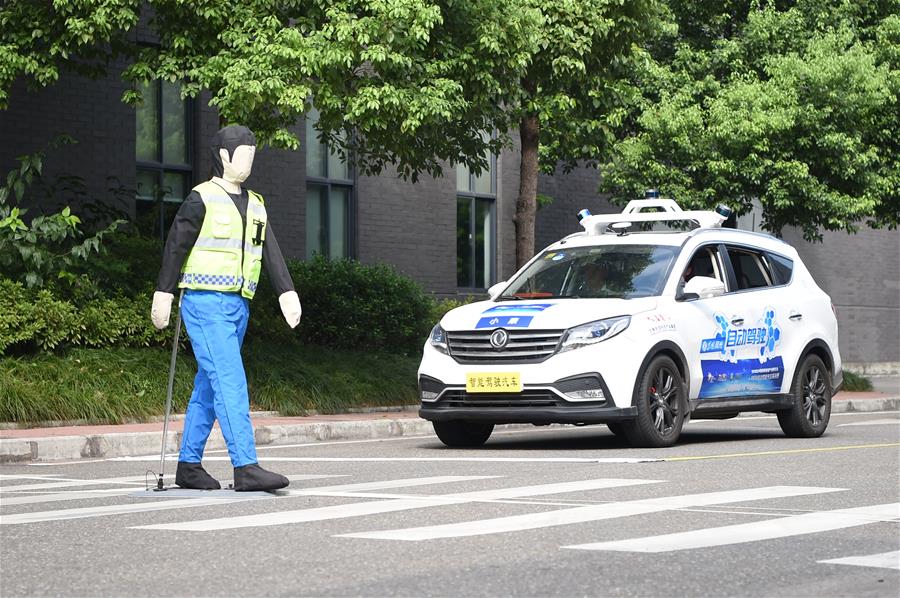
left=151, top=291, right=174, bottom=330
left=279, top=291, right=302, bottom=328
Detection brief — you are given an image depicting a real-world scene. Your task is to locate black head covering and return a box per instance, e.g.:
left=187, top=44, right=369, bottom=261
left=210, top=125, right=256, bottom=178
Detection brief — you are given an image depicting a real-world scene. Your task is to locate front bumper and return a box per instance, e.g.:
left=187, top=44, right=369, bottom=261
left=418, top=374, right=637, bottom=425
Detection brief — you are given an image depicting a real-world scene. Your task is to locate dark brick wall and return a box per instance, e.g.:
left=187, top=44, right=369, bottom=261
left=781, top=227, right=900, bottom=364
left=535, top=163, right=618, bottom=251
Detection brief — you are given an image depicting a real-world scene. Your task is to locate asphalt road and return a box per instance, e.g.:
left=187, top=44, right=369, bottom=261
left=2, top=411, right=899, bottom=597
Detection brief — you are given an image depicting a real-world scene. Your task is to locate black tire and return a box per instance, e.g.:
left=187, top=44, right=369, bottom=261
left=777, top=354, right=832, bottom=438
left=432, top=421, right=494, bottom=447
left=623, top=355, right=686, bottom=448
left=606, top=422, right=625, bottom=436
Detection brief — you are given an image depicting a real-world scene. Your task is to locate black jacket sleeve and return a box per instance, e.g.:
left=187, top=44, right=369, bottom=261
left=155, top=191, right=205, bottom=294
left=263, top=224, right=295, bottom=296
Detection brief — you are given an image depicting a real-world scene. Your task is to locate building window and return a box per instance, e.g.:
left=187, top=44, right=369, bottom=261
left=306, top=107, right=353, bottom=259
left=456, top=144, right=496, bottom=289
left=135, top=80, right=192, bottom=239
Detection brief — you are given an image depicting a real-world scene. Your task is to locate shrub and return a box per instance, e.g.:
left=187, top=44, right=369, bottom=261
left=0, top=279, right=170, bottom=355
left=248, top=257, right=434, bottom=356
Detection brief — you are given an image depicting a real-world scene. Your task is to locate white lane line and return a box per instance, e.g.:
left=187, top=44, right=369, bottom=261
left=342, top=486, right=844, bottom=541
left=0, top=475, right=148, bottom=493
left=837, top=419, right=900, bottom=427
left=281, top=475, right=498, bottom=495
left=565, top=503, right=900, bottom=553
left=113, top=456, right=662, bottom=463
left=135, top=478, right=662, bottom=532
left=0, top=495, right=271, bottom=525
left=1, top=475, right=344, bottom=507
left=0, top=474, right=63, bottom=480
left=819, top=550, right=900, bottom=571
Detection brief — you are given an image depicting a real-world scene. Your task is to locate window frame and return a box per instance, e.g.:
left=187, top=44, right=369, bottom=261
left=456, top=150, right=498, bottom=291
left=720, top=244, right=786, bottom=294
left=134, top=78, right=195, bottom=241
left=305, top=112, right=355, bottom=260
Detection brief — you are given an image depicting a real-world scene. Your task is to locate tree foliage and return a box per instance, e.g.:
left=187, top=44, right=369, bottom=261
left=599, top=0, right=900, bottom=240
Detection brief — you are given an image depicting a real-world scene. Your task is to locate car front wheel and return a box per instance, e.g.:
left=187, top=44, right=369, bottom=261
left=623, top=355, right=686, bottom=448
left=433, top=421, right=494, bottom=447
left=777, top=354, right=832, bottom=438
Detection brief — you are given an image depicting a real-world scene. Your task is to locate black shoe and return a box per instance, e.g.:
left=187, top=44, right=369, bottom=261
left=233, top=463, right=290, bottom=492
left=175, top=461, right=221, bottom=490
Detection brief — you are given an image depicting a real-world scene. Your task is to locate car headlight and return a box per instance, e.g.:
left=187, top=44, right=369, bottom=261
left=558, top=316, right=631, bottom=354
left=429, top=324, right=449, bottom=354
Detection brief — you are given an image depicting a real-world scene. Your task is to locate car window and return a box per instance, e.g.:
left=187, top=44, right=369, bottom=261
left=728, top=246, right=773, bottom=290
left=767, top=252, right=794, bottom=285
left=500, top=244, right=679, bottom=300
left=682, top=245, right=725, bottom=284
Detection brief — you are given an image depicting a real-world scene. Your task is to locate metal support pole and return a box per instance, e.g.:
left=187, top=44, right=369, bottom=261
left=156, top=289, right=185, bottom=491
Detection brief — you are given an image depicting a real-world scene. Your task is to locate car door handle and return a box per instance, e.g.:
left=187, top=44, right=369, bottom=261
left=789, top=312, right=803, bottom=321
left=730, top=317, right=744, bottom=326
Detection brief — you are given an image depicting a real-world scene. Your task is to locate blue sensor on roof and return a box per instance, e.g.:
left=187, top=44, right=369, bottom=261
left=645, top=189, right=659, bottom=199
left=577, top=209, right=592, bottom=222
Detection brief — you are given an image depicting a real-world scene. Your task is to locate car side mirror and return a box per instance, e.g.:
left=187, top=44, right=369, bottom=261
left=679, top=276, right=725, bottom=301
left=487, top=282, right=507, bottom=299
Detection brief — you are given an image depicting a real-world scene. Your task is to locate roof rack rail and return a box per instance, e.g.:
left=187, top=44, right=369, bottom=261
left=576, top=197, right=731, bottom=236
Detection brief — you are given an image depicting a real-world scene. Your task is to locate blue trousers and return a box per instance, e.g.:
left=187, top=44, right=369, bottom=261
left=178, top=290, right=257, bottom=467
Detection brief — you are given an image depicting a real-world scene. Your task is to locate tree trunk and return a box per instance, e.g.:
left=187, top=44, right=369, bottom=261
left=515, top=113, right=540, bottom=270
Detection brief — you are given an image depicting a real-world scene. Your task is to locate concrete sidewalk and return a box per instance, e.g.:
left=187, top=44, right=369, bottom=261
left=2, top=392, right=898, bottom=463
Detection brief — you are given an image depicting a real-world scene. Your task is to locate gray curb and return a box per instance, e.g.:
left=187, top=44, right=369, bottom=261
left=2, top=398, right=898, bottom=464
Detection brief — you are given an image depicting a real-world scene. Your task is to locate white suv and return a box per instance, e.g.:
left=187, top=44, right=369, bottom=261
left=419, top=196, right=842, bottom=448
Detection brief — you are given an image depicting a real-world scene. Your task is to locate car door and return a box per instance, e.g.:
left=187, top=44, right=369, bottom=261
left=670, top=242, right=757, bottom=400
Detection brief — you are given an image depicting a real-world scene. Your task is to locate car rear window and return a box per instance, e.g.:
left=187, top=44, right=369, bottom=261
left=767, top=252, right=794, bottom=285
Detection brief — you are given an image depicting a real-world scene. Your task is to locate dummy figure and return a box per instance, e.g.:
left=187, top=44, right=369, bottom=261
left=150, top=125, right=302, bottom=491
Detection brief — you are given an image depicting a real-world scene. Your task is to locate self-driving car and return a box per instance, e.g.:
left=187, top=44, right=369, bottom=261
left=419, top=194, right=842, bottom=448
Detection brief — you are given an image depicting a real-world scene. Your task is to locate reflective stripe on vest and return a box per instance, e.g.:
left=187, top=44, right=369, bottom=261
left=178, top=181, right=267, bottom=299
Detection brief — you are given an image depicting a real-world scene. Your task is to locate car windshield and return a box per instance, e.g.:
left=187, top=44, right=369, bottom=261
left=499, top=244, right=679, bottom=300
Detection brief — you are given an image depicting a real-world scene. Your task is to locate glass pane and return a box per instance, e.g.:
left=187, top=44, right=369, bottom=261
left=162, top=171, right=188, bottom=200
left=474, top=198, right=493, bottom=288
left=136, top=169, right=158, bottom=201
left=306, top=184, right=325, bottom=259
left=135, top=80, right=159, bottom=162
left=474, top=149, right=493, bottom=195
left=328, top=131, right=349, bottom=180
left=305, top=108, right=327, bottom=178
left=329, top=187, right=349, bottom=258
left=161, top=81, right=188, bottom=165
left=456, top=197, right=472, bottom=287
left=456, top=164, right=470, bottom=192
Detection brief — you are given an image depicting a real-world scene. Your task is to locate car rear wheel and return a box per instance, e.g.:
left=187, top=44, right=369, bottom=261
left=432, top=421, right=494, bottom=447
left=623, top=355, right=686, bottom=448
left=777, top=354, right=831, bottom=437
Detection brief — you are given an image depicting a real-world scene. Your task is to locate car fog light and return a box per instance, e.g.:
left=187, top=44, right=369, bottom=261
left=565, top=389, right=606, bottom=400
left=421, top=390, right=439, bottom=400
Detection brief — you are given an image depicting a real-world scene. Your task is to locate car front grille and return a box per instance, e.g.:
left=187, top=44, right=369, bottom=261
left=446, top=329, right=564, bottom=364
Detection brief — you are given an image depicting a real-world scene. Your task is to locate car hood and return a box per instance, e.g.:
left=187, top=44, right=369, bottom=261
left=441, top=297, right=658, bottom=331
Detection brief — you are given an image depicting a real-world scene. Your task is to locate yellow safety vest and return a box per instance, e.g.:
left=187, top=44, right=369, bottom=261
left=178, top=181, right=267, bottom=299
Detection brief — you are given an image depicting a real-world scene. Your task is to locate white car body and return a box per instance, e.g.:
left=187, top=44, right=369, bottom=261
left=419, top=198, right=842, bottom=447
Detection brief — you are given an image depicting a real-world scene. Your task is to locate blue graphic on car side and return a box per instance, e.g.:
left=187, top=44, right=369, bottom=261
left=699, top=307, right=784, bottom=398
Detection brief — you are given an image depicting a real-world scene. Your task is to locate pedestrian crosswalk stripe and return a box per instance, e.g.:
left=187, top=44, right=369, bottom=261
left=340, top=486, right=844, bottom=541
left=135, top=478, right=662, bottom=532
left=818, top=550, right=900, bottom=571
left=564, top=503, right=899, bottom=553
left=0, top=475, right=148, bottom=493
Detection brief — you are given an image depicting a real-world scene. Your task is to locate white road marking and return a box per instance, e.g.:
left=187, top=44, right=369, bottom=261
left=836, top=419, right=900, bottom=427
left=1, top=475, right=344, bottom=507
left=135, top=478, right=662, bottom=532
left=819, top=550, right=900, bottom=571
left=0, top=495, right=273, bottom=525
left=0, top=474, right=63, bottom=480
left=342, top=486, right=844, bottom=541
left=565, top=503, right=900, bottom=552
left=112, top=456, right=663, bottom=463
left=0, top=475, right=148, bottom=493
